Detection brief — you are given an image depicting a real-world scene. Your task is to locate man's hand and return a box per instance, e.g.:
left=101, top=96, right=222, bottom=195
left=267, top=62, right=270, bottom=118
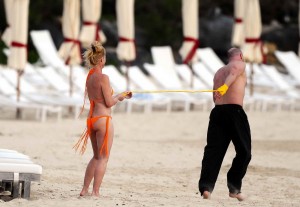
left=217, top=84, right=228, bottom=96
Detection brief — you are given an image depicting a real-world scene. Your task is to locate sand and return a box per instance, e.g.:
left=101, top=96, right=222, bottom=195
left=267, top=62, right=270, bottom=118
left=0, top=110, right=300, bottom=207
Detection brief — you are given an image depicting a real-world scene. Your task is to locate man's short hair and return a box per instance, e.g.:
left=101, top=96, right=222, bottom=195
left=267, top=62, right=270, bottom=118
left=228, top=48, right=242, bottom=58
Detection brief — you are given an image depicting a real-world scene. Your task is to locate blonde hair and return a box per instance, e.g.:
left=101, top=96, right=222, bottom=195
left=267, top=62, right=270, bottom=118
left=83, top=41, right=106, bottom=68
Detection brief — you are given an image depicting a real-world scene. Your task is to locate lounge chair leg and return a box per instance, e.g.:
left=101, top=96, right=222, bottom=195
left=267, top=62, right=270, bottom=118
left=166, top=103, right=171, bottom=113
left=126, top=102, right=132, bottom=114
left=74, top=106, right=80, bottom=119
left=35, top=109, right=41, bottom=120
left=41, top=108, right=47, bottom=122
left=145, top=103, right=151, bottom=113
left=22, top=180, right=31, bottom=199
left=262, top=101, right=267, bottom=112
left=12, top=173, right=20, bottom=198
left=57, top=107, right=62, bottom=121
left=184, top=101, right=190, bottom=112
left=290, top=103, right=295, bottom=111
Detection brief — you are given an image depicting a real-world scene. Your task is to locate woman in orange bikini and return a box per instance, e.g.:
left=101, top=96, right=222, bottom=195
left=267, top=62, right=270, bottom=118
left=74, top=41, right=132, bottom=197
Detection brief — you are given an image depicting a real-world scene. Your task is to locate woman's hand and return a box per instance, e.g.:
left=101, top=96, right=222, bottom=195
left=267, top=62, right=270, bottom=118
left=122, top=91, right=132, bottom=99
left=118, top=94, right=125, bottom=101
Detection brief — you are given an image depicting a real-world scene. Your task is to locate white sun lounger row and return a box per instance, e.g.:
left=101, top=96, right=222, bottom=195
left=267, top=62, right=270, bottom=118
left=23, top=30, right=300, bottom=113
left=0, top=149, right=42, bottom=199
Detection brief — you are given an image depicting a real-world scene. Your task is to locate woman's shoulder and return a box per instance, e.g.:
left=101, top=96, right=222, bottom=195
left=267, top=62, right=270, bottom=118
left=99, top=73, right=109, bottom=81
left=98, top=74, right=110, bottom=86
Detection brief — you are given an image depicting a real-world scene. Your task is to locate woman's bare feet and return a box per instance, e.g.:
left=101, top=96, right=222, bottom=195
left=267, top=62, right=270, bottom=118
left=202, top=191, right=211, bottom=199
left=229, top=192, right=245, bottom=201
left=91, top=191, right=100, bottom=197
left=79, top=188, right=89, bottom=196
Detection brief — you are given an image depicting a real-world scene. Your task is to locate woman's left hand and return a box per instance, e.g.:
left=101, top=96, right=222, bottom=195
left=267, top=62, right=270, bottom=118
left=122, top=91, right=132, bottom=99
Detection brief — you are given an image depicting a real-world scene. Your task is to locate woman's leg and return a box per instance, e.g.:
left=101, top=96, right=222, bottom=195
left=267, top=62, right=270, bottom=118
left=92, top=118, right=114, bottom=196
left=80, top=130, right=98, bottom=196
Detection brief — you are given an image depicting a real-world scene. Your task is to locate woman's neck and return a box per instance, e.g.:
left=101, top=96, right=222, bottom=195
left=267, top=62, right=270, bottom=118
left=94, top=65, right=103, bottom=73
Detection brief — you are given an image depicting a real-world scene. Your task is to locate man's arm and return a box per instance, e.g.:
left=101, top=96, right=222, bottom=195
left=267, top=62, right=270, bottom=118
left=224, top=63, right=244, bottom=87
left=217, top=62, right=245, bottom=95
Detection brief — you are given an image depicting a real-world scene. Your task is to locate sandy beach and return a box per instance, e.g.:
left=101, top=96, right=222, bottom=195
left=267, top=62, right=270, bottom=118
left=0, top=109, right=300, bottom=207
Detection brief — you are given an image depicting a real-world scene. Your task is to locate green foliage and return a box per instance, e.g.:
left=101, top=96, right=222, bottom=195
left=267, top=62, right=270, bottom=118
left=135, top=0, right=182, bottom=49
left=28, top=47, right=39, bottom=64
left=0, top=41, right=7, bottom=64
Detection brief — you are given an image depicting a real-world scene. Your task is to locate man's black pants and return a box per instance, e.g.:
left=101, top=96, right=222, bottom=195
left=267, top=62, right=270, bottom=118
left=199, top=104, right=252, bottom=195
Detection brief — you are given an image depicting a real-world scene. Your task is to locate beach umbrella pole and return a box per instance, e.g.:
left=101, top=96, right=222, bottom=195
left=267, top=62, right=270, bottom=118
left=188, top=62, right=194, bottom=89
left=250, top=63, right=254, bottom=96
left=69, top=65, right=73, bottom=97
left=125, top=61, right=131, bottom=91
left=69, top=65, right=73, bottom=113
left=188, top=62, right=195, bottom=110
left=16, top=70, right=24, bottom=118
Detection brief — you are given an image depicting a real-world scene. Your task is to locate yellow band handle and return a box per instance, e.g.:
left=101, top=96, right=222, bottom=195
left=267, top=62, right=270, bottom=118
left=216, top=84, right=228, bottom=96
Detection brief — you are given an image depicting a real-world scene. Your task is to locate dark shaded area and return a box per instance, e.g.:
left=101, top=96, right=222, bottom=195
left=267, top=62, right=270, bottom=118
left=0, top=0, right=299, bottom=66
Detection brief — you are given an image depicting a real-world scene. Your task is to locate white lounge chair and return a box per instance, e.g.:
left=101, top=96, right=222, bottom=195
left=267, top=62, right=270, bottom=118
left=275, top=51, right=300, bottom=85
left=0, top=151, right=31, bottom=162
left=243, top=64, right=300, bottom=111
left=30, top=30, right=85, bottom=93
left=192, top=62, right=214, bottom=88
left=260, top=65, right=299, bottom=110
left=0, top=150, right=42, bottom=199
left=0, top=94, right=58, bottom=122
left=121, top=65, right=172, bottom=112
left=30, top=30, right=66, bottom=71
left=0, top=163, right=42, bottom=199
left=245, top=63, right=275, bottom=90
left=148, top=46, right=211, bottom=111
left=196, top=48, right=225, bottom=73
left=0, top=149, right=18, bottom=153
left=175, top=64, right=208, bottom=89
left=0, top=73, right=62, bottom=122
left=25, top=64, right=84, bottom=98
left=0, top=150, right=33, bottom=165
left=144, top=63, right=209, bottom=111
left=261, top=65, right=299, bottom=98
left=103, top=65, right=154, bottom=113
left=175, top=64, right=212, bottom=110
left=0, top=68, right=83, bottom=117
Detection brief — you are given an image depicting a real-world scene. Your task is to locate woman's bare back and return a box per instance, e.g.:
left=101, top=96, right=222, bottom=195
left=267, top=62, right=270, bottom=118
left=86, top=72, right=112, bottom=117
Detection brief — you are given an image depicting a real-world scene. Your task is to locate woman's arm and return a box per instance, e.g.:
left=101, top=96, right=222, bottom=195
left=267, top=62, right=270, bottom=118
left=101, top=75, right=124, bottom=108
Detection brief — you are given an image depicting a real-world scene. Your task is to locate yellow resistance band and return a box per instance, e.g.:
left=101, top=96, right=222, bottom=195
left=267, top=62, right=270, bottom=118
left=123, top=89, right=218, bottom=95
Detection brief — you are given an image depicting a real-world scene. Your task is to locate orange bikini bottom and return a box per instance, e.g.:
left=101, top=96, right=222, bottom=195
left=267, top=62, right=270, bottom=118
left=74, top=116, right=112, bottom=156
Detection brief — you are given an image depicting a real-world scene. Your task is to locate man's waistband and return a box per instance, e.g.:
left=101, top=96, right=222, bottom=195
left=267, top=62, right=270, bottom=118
left=214, top=104, right=243, bottom=110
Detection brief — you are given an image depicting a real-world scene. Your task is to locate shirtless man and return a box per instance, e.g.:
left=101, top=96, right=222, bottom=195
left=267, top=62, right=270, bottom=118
left=198, top=48, right=252, bottom=201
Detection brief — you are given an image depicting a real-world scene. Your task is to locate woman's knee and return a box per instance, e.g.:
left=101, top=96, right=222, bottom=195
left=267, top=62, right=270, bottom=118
left=93, top=155, right=109, bottom=162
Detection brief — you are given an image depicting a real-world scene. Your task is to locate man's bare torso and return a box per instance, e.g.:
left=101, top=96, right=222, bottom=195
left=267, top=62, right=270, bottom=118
left=213, top=61, right=247, bottom=106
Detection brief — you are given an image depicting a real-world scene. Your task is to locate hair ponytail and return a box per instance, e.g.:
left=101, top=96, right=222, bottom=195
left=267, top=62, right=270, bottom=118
left=83, top=41, right=106, bottom=68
